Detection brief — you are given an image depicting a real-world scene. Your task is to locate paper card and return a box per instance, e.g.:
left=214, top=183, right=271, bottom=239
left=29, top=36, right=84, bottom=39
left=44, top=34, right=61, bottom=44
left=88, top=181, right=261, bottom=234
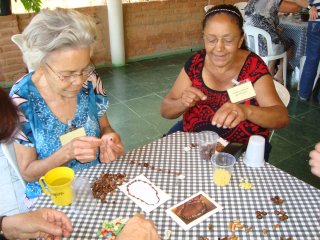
left=119, top=174, right=171, bottom=213
left=166, top=191, right=223, bottom=230
left=59, top=127, right=86, bottom=146
left=227, top=81, right=256, bottom=103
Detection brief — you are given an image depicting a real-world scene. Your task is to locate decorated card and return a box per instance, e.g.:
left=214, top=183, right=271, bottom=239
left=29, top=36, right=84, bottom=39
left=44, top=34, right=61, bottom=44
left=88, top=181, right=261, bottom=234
left=119, top=174, right=171, bottom=213
left=166, top=191, right=223, bottom=230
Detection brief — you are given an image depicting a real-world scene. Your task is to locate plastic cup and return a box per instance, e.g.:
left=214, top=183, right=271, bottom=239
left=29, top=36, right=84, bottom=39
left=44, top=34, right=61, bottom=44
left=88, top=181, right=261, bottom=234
left=197, top=131, right=219, bottom=160
left=244, top=135, right=265, bottom=168
left=211, top=152, right=236, bottom=186
left=39, top=167, right=74, bottom=206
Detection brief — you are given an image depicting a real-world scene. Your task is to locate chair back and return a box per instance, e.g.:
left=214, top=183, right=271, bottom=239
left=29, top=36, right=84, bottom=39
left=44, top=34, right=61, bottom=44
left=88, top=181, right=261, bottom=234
left=243, top=25, right=274, bottom=57
left=269, top=80, right=290, bottom=141
left=204, top=5, right=214, bottom=12
left=11, top=34, right=33, bottom=72
left=1, top=142, right=26, bottom=188
left=234, top=2, right=247, bottom=17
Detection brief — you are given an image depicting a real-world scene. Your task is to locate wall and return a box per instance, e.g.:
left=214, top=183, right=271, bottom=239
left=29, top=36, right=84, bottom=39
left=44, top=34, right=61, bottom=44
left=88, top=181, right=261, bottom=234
left=0, top=0, right=245, bottom=87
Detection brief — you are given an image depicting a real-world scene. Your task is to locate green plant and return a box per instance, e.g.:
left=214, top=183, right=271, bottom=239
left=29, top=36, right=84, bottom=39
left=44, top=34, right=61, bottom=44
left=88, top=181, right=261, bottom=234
left=18, top=0, right=42, bottom=13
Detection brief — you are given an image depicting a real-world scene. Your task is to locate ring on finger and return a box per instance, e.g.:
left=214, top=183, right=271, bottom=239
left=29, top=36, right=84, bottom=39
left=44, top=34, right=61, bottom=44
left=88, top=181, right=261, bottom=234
left=231, top=109, right=238, bottom=116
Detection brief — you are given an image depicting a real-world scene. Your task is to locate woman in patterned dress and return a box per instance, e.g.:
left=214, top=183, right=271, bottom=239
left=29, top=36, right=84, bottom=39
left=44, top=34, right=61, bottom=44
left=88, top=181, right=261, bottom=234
left=161, top=4, right=289, bottom=159
left=244, top=0, right=306, bottom=83
left=9, top=8, right=124, bottom=198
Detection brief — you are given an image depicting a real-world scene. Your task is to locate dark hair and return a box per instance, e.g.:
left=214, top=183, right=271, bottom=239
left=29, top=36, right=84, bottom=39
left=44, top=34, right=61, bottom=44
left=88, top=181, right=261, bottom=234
left=0, top=88, right=18, bottom=142
left=202, top=4, right=247, bottom=50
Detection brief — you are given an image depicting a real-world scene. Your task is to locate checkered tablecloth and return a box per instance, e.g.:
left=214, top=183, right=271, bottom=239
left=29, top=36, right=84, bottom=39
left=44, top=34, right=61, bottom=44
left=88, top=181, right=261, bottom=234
left=279, top=18, right=308, bottom=69
left=34, top=132, right=320, bottom=239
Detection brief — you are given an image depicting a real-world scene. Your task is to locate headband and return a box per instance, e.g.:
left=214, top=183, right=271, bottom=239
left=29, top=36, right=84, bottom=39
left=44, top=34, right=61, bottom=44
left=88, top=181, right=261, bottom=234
left=205, top=8, right=241, bottom=18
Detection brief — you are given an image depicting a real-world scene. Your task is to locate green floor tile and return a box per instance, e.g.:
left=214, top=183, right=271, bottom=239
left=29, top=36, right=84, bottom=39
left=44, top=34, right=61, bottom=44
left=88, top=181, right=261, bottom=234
left=106, top=102, right=139, bottom=126
left=273, top=150, right=320, bottom=189
left=124, top=94, right=163, bottom=117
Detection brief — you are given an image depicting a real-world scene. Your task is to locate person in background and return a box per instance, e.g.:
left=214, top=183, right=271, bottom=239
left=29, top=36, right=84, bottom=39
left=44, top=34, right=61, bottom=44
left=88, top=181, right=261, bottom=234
left=298, top=0, right=320, bottom=102
left=9, top=8, right=124, bottom=199
left=309, top=142, right=320, bottom=177
left=244, top=0, right=308, bottom=84
left=0, top=87, right=160, bottom=240
left=161, top=4, right=289, bottom=160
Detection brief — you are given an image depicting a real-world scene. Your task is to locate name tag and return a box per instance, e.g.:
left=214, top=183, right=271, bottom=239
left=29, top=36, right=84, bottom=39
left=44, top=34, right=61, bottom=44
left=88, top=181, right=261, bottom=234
left=59, top=127, right=86, bottom=146
left=227, top=81, right=256, bottom=103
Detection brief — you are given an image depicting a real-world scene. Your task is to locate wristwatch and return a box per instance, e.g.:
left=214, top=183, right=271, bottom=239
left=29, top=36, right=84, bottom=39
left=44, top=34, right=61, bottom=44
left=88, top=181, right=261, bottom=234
left=0, top=216, right=7, bottom=240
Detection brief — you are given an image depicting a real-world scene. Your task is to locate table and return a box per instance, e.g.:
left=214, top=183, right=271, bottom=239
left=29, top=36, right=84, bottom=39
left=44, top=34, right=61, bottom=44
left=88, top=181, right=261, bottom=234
left=33, top=132, right=320, bottom=239
left=279, top=17, right=308, bottom=69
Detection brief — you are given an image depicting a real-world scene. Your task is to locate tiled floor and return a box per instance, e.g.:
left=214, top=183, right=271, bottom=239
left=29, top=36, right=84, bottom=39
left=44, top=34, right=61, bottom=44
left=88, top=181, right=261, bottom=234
left=97, top=52, right=320, bottom=190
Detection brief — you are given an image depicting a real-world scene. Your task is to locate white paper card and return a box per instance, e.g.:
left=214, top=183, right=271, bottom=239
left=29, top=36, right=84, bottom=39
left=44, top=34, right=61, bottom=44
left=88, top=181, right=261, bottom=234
left=119, top=174, right=171, bottom=213
left=227, top=81, right=256, bottom=103
left=166, top=191, right=223, bottom=230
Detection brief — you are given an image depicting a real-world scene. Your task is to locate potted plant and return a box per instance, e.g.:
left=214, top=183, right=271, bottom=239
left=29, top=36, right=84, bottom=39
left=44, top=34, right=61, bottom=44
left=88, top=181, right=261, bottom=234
left=0, top=0, right=41, bottom=16
left=300, top=8, right=309, bottom=22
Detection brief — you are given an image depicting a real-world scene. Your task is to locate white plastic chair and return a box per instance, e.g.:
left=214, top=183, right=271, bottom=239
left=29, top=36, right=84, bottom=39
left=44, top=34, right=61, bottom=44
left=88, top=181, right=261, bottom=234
left=234, top=2, right=247, bottom=18
left=244, top=25, right=288, bottom=87
left=297, top=55, right=320, bottom=91
left=204, top=5, right=214, bottom=12
left=269, top=80, right=290, bottom=141
left=1, top=142, right=26, bottom=188
left=11, top=34, right=33, bottom=72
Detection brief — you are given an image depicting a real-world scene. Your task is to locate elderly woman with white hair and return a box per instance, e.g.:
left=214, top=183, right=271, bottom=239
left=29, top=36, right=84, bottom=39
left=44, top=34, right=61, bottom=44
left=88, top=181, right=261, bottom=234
left=9, top=8, right=124, bottom=198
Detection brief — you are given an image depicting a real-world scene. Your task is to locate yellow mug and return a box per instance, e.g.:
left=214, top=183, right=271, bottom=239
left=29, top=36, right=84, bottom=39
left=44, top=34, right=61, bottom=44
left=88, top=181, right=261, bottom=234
left=39, top=167, right=75, bottom=206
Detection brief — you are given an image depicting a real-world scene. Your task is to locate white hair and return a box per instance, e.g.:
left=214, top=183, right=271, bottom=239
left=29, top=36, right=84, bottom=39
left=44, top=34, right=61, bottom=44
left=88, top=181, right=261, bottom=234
left=21, top=8, right=97, bottom=70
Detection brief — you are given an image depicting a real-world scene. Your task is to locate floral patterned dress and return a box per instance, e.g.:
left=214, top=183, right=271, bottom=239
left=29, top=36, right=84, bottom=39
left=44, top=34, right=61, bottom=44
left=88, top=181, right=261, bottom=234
left=244, top=0, right=293, bottom=56
left=9, top=72, right=108, bottom=198
left=183, top=49, right=270, bottom=144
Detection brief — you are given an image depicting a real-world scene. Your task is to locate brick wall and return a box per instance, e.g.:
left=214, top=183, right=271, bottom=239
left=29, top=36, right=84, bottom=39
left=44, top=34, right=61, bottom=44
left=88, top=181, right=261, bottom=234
left=0, top=0, right=245, bottom=87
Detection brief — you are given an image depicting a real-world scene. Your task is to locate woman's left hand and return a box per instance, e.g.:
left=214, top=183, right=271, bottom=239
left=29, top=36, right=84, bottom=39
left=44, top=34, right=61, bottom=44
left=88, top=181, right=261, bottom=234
left=99, top=132, right=124, bottom=163
left=211, top=102, right=246, bottom=129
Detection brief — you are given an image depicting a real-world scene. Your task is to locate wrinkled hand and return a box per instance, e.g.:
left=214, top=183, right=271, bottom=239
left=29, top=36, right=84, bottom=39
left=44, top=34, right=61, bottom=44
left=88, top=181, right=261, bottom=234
left=211, top=102, right=246, bottom=129
left=100, top=132, right=124, bottom=163
left=309, top=6, right=318, bottom=20
left=181, top=86, right=207, bottom=108
left=68, top=136, right=102, bottom=163
left=116, top=214, right=161, bottom=240
left=2, top=208, right=73, bottom=240
left=309, top=143, right=320, bottom=177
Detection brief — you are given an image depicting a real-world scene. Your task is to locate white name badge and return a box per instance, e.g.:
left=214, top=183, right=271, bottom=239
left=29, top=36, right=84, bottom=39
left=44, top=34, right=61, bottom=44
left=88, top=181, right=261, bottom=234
left=59, top=127, right=86, bottom=146
left=227, top=81, right=256, bottom=103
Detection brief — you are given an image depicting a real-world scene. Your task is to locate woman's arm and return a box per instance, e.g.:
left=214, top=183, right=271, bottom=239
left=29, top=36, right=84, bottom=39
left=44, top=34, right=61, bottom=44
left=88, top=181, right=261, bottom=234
left=161, top=68, right=207, bottom=119
left=279, top=0, right=309, bottom=13
left=14, top=136, right=101, bottom=182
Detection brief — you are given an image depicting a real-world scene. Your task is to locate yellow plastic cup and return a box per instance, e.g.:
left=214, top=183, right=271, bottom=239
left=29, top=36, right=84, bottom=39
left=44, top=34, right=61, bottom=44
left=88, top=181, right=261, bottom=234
left=39, top=167, right=75, bottom=206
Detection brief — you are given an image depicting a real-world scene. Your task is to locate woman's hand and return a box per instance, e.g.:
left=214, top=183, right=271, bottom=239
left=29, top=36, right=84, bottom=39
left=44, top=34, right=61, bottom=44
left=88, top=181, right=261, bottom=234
left=116, top=214, right=161, bottom=240
left=211, top=102, right=246, bottom=129
left=309, top=6, right=318, bottom=20
left=2, top=208, right=73, bottom=240
left=67, top=136, right=102, bottom=163
left=100, top=132, right=124, bottom=163
left=181, top=86, right=207, bottom=108
left=309, top=143, right=320, bottom=177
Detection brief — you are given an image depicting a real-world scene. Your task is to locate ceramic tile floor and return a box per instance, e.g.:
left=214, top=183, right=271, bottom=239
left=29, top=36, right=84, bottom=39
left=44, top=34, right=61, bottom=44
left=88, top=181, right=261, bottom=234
left=97, top=52, right=320, bottom=189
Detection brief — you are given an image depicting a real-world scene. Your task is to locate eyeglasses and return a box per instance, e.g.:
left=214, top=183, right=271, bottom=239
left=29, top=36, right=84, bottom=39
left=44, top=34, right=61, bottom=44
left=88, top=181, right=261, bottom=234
left=45, top=62, right=95, bottom=82
left=203, top=35, right=239, bottom=47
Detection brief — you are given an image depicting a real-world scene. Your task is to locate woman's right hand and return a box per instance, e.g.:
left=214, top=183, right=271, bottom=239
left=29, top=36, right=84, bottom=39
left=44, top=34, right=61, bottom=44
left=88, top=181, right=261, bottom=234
left=67, top=136, right=102, bottom=163
left=181, top=86, right=207, bottom=108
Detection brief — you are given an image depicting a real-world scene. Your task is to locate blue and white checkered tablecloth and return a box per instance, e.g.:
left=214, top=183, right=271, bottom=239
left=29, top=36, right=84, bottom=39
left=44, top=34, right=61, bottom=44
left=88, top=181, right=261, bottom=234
left=33, top=132, right=320, bottom=239
left=279, top=18, right=308, bottom=69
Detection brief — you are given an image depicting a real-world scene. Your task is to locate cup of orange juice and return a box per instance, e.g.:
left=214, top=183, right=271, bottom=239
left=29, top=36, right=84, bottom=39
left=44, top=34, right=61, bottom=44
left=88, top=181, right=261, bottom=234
left=39, top=167, right=75, bottom=206
left=211, top=153, right=236, bottom=186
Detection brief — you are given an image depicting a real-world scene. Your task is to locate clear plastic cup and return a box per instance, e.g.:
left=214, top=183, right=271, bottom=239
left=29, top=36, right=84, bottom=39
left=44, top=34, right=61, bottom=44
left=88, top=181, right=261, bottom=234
left=197, top=131, right=219, bottom=160
left=211, top=152, right=236, bottom=186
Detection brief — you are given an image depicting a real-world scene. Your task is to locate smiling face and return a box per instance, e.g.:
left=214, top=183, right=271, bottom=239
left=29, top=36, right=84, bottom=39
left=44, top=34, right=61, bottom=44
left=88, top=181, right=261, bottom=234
left=203, top=13, right=244, bottom=68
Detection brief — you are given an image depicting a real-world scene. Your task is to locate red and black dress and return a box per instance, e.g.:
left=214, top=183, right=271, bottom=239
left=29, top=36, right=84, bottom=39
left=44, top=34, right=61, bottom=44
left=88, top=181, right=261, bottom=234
left=183, top=49, right=270, bottom=144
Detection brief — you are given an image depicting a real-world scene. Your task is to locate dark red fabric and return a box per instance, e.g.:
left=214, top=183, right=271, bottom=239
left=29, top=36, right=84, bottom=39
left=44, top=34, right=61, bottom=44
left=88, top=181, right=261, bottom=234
left=182, top=49, right=269, bottom=144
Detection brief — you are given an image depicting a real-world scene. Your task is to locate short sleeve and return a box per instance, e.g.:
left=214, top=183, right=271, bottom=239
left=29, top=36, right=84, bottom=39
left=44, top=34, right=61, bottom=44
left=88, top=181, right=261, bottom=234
left=87, top=72, right=109, bottom=119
